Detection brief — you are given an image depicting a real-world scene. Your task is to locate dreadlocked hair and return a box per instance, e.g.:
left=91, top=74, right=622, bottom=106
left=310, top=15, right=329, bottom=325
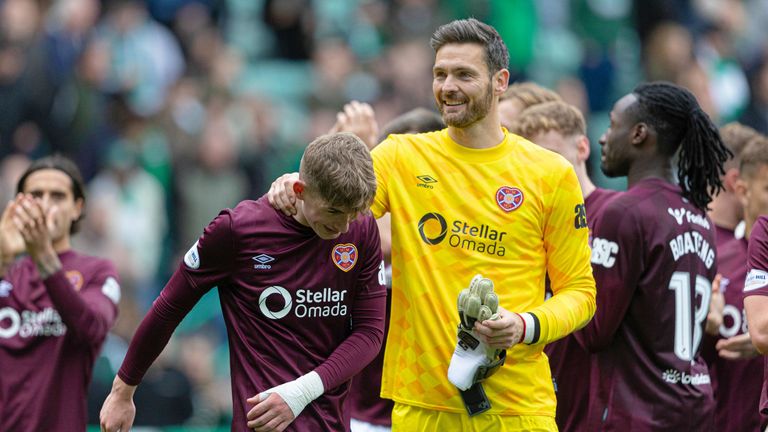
left=630, top=82, right=732, bottom=211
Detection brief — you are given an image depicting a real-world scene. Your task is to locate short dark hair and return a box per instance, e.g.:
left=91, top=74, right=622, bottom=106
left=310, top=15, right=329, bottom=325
left=430, top=18, right=509, bottom=75
left=379, top=108, right=445, bottom=140
left=629, top=82, right=732, bottom=211
left=17, top=154, right=87, bottom=234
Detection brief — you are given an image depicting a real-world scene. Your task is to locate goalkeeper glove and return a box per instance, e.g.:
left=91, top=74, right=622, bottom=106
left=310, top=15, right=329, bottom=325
left=447, top=274, right=506, bottom=391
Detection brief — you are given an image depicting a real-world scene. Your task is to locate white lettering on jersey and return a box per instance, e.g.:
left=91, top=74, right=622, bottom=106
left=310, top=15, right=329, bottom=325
left=378, top=261, right=386, bottom=286
left=259, top=286, right=350, bottom=320
left=719, top=304, right=748, bottom=338
left=0, top=307, right=66, bottom=339
left=184, top=241, right=200, bottom=269
left=102, top=277, right=121, bottom=304
left=744, top=269, right=768, bottom=292
left=662, top=368, right=710, bottom=385
left=667, top=207, right=711, bottom=229
left=669, top=231, right=714, bottom=269
left=591, top=237, right=619, bottom=268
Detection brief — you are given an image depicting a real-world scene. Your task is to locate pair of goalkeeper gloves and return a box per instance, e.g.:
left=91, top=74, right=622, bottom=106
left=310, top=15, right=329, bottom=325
left=448, top=274, right=507, bottom=391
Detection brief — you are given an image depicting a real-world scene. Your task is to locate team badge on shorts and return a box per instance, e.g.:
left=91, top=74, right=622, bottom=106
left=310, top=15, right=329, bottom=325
left=66, top=270, right=84, bottom=291
left=496, top=186, right=524, bottom=212
left=332, top=243, right=358, bottom=272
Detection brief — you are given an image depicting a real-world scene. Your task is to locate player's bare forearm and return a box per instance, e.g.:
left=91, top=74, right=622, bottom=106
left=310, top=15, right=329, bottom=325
left=744, top=295, right=768, bottom=353
left=100, top=376, right=137, bottom=432
left=473, top=306, right=523, bottom=349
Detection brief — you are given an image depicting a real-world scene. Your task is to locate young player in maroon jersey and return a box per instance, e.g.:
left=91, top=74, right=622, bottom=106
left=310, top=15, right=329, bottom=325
left=701, top=135, right=768, bottom=431
left=510, top=101, right=617, bottom=431
left=575, top=82, right=731, bottom=431
left=0, top=155, right=121, bottom=431
left=99, top=133, right=386, bottom=432
left=737, top=137, right=768, bottom=428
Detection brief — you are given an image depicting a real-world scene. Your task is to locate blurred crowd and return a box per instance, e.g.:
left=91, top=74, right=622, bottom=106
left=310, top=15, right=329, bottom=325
left=0, top=0, right=767, bottom=427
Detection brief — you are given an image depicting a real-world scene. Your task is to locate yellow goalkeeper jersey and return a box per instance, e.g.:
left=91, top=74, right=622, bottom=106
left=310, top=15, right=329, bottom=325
left=371, top=129, right=596, bottom=416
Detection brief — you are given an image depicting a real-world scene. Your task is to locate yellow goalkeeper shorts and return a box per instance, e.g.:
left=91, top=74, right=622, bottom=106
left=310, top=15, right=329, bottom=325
left=391, top=402, right=558, bottom=432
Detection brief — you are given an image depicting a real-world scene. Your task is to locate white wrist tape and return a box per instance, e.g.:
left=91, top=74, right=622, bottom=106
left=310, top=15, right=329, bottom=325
left=259, top=371, right=325, bottom=418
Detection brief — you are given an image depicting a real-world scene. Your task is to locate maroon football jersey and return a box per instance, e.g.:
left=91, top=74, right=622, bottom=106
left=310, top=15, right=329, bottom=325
left=119, top=196, right=386, bottom=431
left=577, top=178, right=717, bottom=431
left=0, top=251, right=120, bottom=431
left=702, top=234, right=762, bottom=432
left=545, top=187, right=618, bottom=432
left=742, top=216, right=768, bottom=417
left=715, top=224, right=736, bottom=249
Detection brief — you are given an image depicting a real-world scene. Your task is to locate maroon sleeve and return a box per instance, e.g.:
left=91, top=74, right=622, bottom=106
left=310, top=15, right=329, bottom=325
left=118, top=270, right=207, bottom=385
left=119, top=210, right=236, bottom=385
left=42, top=262, right=119, bottom=346
left=315, top=217, right=386, bottom=390
left=745, top=216, right=768, bottom=297
left=575, top=201, right=643, bottom=351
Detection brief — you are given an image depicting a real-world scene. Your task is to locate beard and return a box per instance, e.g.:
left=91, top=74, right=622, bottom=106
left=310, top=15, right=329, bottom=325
left=437, top=82, right=494, bottom=128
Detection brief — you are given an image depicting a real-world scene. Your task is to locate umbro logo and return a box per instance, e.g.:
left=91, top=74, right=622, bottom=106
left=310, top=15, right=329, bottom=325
left=0, top=280, right=12, bottom=297
left=253, top=254, right=275, bottom=270
left=416, top=175, right=438, bottom=189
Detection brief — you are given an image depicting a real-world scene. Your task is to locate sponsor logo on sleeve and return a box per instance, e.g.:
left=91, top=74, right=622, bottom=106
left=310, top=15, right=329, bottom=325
left=66, top=271, right=84, bottom=291
left=496, top=186, right=524, bottom=212
left=744, top=269, right=768, bottom=292
left=332, top=244, right=358, bottom=272
left=102, top=277, right=121, bottom=304
left=574, top=203, right=587, bottom=229
left=0, top=280, right=12, bottom=297
left=184, top=241, right=200, bottom=269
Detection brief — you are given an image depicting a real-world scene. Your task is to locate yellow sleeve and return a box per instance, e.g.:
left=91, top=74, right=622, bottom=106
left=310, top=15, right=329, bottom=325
left=370, top=137, right=396, bottom=219
left=518, top=166, right=596, bottom=344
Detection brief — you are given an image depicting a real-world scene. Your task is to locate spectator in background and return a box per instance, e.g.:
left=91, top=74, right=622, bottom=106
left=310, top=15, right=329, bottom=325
left=741, top=56, right=768, bottom=134
left=0, top=155, right=121, bottom=430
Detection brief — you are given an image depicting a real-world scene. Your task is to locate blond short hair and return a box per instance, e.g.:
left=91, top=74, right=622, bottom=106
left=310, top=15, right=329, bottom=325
left=720, top=122, right=760, bottom=170
left=508, top=101, right=586, bottom=140
left=300, top=132, right=377, bottom=212
left=739, top=136, right=768, bottom=181
left=500, top=82, right=561, bottom=108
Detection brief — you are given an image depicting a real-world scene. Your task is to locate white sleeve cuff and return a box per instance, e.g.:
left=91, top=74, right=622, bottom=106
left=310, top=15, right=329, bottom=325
left=520, top=312, right=541, bottom=344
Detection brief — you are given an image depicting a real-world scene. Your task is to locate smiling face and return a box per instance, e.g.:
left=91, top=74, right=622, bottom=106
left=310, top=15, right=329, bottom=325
left=600, top=93, right=639, bottom=178
left=432, top=43, right=496, bottom=128
left=295, top=188, right=361, bottom=240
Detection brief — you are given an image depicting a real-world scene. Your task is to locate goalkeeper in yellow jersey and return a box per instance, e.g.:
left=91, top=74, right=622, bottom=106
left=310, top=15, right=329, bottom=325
left=269, top=18, right=596, bottom=432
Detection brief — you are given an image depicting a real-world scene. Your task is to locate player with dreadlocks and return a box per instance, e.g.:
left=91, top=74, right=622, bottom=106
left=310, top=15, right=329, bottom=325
left=575, top=82, right=731, bottom=431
